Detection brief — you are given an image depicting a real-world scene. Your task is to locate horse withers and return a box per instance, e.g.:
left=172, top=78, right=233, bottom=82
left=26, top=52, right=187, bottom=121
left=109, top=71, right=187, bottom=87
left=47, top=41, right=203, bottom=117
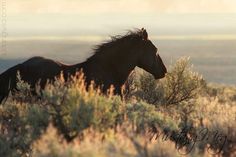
left=0, top=28, right=167, bottom=104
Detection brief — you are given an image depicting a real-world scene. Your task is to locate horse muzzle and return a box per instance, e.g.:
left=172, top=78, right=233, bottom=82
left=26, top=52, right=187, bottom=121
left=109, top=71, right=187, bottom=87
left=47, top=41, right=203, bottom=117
left=154, top=74, right=165, bottom=79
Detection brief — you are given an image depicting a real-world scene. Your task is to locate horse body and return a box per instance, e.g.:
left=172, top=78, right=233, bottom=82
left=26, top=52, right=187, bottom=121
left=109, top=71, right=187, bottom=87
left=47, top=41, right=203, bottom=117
left=0, top=28, right=167, bottom=104
left=0, top=57, right=64, bottom=102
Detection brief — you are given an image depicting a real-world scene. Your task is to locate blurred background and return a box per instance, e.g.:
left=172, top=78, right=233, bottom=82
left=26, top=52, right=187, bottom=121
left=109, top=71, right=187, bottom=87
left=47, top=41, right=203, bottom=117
left=1, top=0, right=236, bottom=84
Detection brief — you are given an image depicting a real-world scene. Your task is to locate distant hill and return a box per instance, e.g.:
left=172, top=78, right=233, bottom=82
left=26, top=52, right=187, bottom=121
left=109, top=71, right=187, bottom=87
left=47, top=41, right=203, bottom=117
left=1, top=39, right=236, bottom=85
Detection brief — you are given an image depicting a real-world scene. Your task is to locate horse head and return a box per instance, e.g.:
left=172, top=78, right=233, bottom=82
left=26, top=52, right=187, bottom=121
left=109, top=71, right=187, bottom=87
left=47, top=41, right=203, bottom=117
left=136, top=28, right=167, bottom=79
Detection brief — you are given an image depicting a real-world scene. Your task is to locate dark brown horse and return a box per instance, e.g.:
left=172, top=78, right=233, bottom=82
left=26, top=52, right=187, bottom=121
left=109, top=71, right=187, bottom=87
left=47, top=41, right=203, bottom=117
left=0, top=28, right=167, bottom=104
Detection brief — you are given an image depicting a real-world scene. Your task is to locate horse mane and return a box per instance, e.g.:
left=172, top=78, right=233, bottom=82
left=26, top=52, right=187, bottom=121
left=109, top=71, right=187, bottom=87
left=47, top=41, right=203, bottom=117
left=87, top=29, right=143, bottom=61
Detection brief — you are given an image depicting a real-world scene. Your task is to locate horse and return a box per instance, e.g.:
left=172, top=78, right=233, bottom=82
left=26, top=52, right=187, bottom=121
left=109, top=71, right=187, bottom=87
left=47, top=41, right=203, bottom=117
left=0, top=28, right=167, bottom=104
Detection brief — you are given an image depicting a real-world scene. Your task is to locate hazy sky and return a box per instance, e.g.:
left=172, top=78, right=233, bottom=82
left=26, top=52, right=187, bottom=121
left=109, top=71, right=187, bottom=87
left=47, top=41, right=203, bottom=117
left=8, top=0, right=236, bottom=14
left=5, top=0, right=236, bottom=38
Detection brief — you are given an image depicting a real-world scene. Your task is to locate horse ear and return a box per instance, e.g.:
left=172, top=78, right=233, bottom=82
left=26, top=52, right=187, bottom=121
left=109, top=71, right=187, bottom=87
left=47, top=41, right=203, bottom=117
left=141, top=28, right=148, bottom=40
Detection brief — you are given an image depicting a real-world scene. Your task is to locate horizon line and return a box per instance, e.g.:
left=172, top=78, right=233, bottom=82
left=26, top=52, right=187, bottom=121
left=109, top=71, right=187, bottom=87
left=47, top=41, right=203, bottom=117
left=5, top=34, right=236, bottom=42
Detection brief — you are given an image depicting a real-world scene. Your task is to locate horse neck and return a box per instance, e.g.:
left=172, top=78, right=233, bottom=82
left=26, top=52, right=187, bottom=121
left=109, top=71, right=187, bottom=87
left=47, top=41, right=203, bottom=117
left=87, top=46, right=138, bottom=85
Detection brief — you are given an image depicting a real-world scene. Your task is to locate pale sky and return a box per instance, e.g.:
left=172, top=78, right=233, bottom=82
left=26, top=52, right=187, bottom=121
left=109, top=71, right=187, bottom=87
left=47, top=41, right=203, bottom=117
left=8, top=0, right=236, bottom=14
left=4, top=0, right=236, bottom=38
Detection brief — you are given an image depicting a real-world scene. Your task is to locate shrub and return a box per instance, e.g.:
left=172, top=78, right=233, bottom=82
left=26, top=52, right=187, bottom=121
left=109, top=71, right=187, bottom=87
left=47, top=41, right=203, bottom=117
left=162, top=57, right=206, bottom=106
left=0, top=102, right=49, bottom=157
left=126, top=101, right=178, bottom=133
left=1, top=57, right=235, bottom=157
left=32, top=124, right=181, bottom=157
left=127, top=57, right=205, bottom=107
left=41, top=73, right=125, bottom=141
left=126, top=57, right=206, bottom=129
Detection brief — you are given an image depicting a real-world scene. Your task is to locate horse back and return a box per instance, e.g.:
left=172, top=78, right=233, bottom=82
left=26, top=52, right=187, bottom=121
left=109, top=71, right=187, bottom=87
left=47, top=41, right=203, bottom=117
left=19, top=56, right=65, bottom=86
left=0, top=56, right=67, bottom=104
left=0, top=56, right=65, bottom=91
